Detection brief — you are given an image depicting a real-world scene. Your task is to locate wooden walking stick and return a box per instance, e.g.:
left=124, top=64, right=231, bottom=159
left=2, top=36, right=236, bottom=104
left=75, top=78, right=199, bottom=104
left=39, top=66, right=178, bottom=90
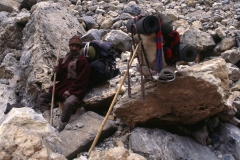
left=50, top=35, right=63, bottom=126
left=87, top=42, right=140, bottom=156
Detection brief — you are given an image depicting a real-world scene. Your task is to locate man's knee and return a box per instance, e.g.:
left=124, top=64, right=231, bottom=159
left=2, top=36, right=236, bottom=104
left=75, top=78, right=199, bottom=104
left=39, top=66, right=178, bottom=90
left=63, top=95, right=79, bottom=109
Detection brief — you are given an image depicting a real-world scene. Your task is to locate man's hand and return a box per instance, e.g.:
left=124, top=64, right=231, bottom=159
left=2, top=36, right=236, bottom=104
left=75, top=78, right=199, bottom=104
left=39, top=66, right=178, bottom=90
left=62, top=91, right=71, bottom=99
left=53, top=66, right=59, bottom=73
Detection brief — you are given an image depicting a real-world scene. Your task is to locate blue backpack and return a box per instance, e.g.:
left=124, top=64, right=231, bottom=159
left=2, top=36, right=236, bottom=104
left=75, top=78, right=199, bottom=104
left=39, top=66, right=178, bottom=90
left=83, top=40, right=119, bottom=87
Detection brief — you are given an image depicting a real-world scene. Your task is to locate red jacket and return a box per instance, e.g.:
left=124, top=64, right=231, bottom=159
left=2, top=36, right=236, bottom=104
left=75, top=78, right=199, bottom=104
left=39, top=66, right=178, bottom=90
left=49, top=55, right=91, bottom=99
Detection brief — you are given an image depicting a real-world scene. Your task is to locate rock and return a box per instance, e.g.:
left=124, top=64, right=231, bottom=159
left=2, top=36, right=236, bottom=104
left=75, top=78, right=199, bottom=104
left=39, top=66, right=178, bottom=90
left=221, top=49, right=240, bottom=64
left=211, top=123, right=240, bottom=160
left=81, top=29, right=109, bottom=41
left=0, top=51, right=22, bottom=116
left=114, top=58, right=230, bottom=127
left=192, top=21, right=203, bottom=30
left=0, top=16, right=23, bottom=56
left=100, top=17, right=113, bottom=29
left=129, top=127, right=219, bottom=160
left=231, top=83, right=240, bottom=92
left=220, top=37, right=236, bottom=52
left=123, top=5, right=141, bottom=16
left=182, top=58, right=229, bottom=94
left=104, top=30, right=131, bottom=52
left=0, top=0, right=21, bottom=12
left=173, top=19, right=189, bottom=31
left=60, top=111, right=117, bottom=159
left=165, top=9, right=179, bottom=21
left=185, top=0, right=196, bottom=7
left=226, top=63, right=240, bottom=83
left=82, top=16, right=98, bottom=30
left=0, top=107, right=66, bottom=160
left=116, top=84, right=126, bottom=95
left=181, top=27, right=216, bottom=52
left=15, top=9, right=31, bottom=25
left=88, top=147, right=146, bottom=160
left=82, top=82, right=116, bottom=112
left=215, top=27, right=227, bottom=39
left=119, top=13, right=132, bottom=20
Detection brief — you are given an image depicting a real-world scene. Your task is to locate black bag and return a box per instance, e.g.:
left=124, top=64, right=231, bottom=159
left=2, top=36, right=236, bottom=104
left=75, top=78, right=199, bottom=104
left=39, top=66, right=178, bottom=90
left=83, top=40, right=119, bottom=87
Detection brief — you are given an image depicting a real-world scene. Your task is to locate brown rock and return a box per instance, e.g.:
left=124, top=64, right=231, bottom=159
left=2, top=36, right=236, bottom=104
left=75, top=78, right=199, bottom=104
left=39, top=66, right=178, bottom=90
left=114, top=58, right=230, bottom=127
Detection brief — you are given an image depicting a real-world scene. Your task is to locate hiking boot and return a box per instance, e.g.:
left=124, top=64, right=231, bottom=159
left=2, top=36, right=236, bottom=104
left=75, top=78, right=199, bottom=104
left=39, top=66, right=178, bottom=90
left=57, top=121, right=67, bottom=132
left=42, top=110, right=50, bottom=123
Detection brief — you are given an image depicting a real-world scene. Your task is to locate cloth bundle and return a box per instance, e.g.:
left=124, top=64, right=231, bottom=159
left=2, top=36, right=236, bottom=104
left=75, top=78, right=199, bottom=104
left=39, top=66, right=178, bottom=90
left=126, top=15, right=159, bottom=34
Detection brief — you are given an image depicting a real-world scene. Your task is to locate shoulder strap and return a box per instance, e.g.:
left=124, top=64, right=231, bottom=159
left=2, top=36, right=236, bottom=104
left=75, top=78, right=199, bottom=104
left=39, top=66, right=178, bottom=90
left=83, top=42, right=90, bottom=57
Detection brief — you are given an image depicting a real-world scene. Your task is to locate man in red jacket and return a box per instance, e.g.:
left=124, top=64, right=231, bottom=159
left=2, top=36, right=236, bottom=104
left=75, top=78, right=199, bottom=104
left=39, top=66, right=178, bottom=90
left=37, top=35, right=91, bottom=132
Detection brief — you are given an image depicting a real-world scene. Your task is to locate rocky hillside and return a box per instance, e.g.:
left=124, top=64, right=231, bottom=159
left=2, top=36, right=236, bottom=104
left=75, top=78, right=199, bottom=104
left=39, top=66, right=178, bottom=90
left=0, top=0, right=240, bottom=159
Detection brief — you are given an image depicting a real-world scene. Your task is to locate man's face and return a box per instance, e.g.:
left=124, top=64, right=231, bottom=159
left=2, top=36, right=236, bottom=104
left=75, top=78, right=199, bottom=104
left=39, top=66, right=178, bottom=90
left=69, top=43, right=81, bottom=52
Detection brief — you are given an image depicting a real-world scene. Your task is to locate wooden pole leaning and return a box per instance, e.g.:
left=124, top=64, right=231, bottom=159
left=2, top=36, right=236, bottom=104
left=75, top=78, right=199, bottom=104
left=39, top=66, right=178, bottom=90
left=50, top=35, right=63, bottom=126
left=87, top=42, right=140, bottom=156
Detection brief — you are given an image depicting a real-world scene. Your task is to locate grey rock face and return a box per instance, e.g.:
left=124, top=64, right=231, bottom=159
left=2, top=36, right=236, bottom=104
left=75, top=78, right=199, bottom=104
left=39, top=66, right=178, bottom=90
left=181, top=27, right=216, bottom=52
left=81, top=29, right=109, bottom=42
left=60, top=111, right=117, bottom=159
left=0, top=50, right=22, bottom=117
left=82, top=16, right=98, bottom=30
left=0, top=17, right=23, bottom=57
left=211, top=123, right=240, bottom=160
left=0, top=0, right=21, bottom=12
left=123, top=5, right=141, bottom=16
left=221, top=49, right=240, bottom=64
left=104, top=30, right=131, bottom=52
left=129, top=127, right=219, bottom=160
left=226, top=63, right=240, bottom=83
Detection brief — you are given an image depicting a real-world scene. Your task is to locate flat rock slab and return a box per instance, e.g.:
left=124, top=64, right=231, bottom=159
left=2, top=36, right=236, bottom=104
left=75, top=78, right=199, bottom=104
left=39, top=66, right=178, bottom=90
left=129, top=127, right=219, bottom=160
left=60, top=111, right=117, bottom=159
left=211, top=123, right=240, bottom=160
left=114, top=76, right=228, bottom=126
left=114, top=58, right=230, bottom=127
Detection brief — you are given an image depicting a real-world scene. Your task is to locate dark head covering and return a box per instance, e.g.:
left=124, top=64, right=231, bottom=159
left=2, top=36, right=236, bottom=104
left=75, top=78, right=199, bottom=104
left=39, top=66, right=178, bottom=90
left=69, top=35, right=82, bottom=46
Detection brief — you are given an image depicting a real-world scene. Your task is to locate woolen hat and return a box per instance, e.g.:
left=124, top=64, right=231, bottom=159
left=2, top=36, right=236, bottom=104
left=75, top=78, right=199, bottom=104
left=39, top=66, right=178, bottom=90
left=69, top=35, right=82, bottom=46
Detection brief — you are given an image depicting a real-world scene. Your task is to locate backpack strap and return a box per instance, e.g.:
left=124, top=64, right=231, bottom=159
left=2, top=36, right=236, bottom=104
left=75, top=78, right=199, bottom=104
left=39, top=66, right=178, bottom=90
left=83, top=42, right=90, bottom=57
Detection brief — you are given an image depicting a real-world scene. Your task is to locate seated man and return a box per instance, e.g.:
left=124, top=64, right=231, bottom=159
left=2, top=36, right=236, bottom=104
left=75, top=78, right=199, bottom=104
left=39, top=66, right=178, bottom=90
left=37, top=35, right=91, bottom=132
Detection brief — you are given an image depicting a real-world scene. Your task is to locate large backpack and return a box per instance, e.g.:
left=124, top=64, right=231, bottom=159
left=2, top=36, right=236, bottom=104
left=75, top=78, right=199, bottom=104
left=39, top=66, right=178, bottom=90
left=83, top=40, right=119, bottom=87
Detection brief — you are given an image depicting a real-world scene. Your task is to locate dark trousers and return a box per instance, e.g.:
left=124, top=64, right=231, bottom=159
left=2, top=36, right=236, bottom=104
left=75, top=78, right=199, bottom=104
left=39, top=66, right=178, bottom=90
left=37, top=92, right=80, bottom=123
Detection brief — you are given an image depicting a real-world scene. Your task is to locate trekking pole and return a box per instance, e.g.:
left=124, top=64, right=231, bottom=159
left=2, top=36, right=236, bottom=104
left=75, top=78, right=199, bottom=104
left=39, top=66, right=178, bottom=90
left=50, top=35, right=63, bottom=126
left=87, top=42, right=140, bottom=156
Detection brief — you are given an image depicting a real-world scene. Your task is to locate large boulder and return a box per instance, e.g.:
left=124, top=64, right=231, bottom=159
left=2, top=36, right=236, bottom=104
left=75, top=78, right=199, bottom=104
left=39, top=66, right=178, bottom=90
left=211, top=123, right=240, bottom=160
left=0, top=0, right=21, bottom=12
left=129, top=127, right=219, bottom=160
left=0, top=107, right=66, bottom=160
left=221, top=49, right=240, bottom=65
left=19, top=1, right=86, bottom=107
left=0, top=16, right=23, bottom=57
left=114, top=58, right=230, bottom=127
left=104, top=30, right=132, bottom=52
left=82, top=83, right=117, bottom=112
left=60, top=111, right=117, bottom=159
left=181, top=27, right=216, bottom=52
left=0, top=51, right=22, bottom=116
